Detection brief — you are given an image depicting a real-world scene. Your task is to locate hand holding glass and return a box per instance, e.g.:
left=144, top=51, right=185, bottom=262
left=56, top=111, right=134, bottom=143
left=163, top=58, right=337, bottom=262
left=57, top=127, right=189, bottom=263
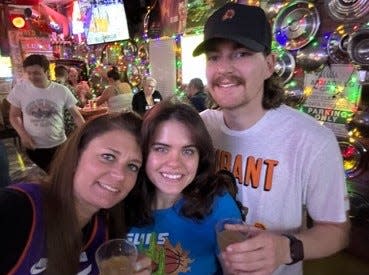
left=216, top=218, right=249, bottom=252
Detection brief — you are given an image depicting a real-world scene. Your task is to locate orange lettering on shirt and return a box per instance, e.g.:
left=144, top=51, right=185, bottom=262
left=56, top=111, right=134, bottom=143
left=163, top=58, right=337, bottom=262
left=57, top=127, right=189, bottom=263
left=232, top=154, right=243, bottom=184
left=245, top=156, right=263, bottom=188
left=215, top=150, right=279, bottom=191
left=263, top=159, right=279, bottom=191
left=218, top=150, right=232, bottom=171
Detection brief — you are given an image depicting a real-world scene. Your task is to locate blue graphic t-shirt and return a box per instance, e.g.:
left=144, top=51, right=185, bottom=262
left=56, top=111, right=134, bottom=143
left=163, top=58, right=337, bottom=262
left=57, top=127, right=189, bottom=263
left=127, top=192, right=241, bottom=275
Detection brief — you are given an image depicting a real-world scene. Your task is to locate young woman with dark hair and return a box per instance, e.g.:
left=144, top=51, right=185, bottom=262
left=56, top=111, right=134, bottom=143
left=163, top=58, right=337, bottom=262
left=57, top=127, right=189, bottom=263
left=125, top=101, right=242, bottom=274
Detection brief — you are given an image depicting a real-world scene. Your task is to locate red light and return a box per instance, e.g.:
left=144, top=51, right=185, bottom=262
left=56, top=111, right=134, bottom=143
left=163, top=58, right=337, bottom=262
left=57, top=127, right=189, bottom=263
left=342, top=145, right=358, bottom=159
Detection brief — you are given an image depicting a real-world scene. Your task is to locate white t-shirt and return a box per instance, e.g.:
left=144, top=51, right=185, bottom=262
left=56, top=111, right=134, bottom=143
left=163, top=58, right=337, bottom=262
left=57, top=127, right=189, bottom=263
left=201, top=105, right=349, bottom=275
left=7, top=81, right=78, bottom=148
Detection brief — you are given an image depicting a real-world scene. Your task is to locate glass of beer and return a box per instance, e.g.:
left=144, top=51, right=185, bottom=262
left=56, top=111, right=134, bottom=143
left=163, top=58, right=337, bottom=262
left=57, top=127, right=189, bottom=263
left=215, top=218, right=249, bottom=253
left=95, top=239, right=137, bottom=275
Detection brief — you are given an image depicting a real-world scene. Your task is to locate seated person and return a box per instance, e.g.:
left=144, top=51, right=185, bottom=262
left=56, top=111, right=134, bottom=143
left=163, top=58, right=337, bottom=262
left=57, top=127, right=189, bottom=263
left=68, top=67, right=91, bottom=107
left=132, top=76, right=162, bottom=116
left=186, top=78, right=207, bottom=112
left=96, top=67, right=132, bottom=113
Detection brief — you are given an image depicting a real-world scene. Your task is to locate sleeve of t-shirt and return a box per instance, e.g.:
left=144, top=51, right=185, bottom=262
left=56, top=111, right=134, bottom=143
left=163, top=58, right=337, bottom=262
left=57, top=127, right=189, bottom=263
left=0, top=187, right=33, bottom=274
left=6, top=83, right=23, bottom=108
left=305, top=132, right=349, bottom=223
left=212, top=192, right=243, bottom=221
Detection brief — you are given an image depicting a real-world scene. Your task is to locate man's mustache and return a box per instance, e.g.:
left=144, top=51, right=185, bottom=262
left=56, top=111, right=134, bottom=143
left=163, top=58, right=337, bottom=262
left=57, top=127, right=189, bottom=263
left=212, top=74, right=245, bottom=87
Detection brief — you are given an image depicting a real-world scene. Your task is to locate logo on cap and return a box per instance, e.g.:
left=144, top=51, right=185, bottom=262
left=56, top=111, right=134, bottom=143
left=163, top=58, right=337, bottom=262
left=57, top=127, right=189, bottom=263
left=222, top=9, right=235, bottom=21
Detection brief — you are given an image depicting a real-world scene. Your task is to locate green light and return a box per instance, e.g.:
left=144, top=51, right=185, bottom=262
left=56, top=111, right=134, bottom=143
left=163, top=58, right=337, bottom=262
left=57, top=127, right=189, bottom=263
left=327, top=83, right=336, bottom=94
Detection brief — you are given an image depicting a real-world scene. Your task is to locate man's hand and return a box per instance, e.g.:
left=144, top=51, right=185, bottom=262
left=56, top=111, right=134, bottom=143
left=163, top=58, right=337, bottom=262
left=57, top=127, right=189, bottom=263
left=220, top=225, right=290, bottom=275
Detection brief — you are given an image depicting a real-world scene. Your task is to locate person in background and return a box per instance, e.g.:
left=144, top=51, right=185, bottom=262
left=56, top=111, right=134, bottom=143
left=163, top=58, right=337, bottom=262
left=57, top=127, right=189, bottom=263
left=132, top=76, right=162, bottom=116
left=54, top=65, right=82, bottom=136
left=193, top=3, right=350, bottom=275
left=125, top=101, right=242, bottom=274
left=96, top=66, right=132, bottom=113
left=0, top=140, right=10, bottom=187
left=68, top=66, right=91, bottom=107
left=186, top=78, right=207, bottom=112
left=7, top=54, right=85, bottom=172
left=0, top=112, right=151, bottom=275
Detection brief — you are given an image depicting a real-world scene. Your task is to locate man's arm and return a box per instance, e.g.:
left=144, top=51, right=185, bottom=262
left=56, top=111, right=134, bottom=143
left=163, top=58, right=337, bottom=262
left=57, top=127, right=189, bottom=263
left=296, top=218, right=350, bottom=260
left=9, top=105, right=35, bottom=149
left=68, top=105, right=85, bottom=127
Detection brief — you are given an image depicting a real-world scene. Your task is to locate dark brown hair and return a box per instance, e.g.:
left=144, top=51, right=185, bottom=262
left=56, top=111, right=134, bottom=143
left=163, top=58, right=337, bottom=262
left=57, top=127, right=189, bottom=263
left=23, top=54, right=49, bottom=72
left=262, top=73, right=285, bottom=109
left=54, top=65, right=68, bottom=78
left=107, top=66, right=120, bottom=81
left=43, top=111, right=142, bottom=274
left=125, top=101, right=238, bottom=227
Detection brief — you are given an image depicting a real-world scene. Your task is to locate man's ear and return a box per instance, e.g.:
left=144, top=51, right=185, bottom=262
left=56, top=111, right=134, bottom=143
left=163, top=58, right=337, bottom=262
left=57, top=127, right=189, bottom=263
left=265, top=53, right=276, bottom=78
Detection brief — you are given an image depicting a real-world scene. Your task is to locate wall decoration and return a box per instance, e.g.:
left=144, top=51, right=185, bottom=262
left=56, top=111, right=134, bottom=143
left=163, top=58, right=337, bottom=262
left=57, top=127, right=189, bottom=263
left=302, top=64, right=361, bottom=137
left=325, top=0, right=369, bottom=22
left=274, top=49, right=296, bottom=83
left=347, top=26, right=369, bottom=67
left=273, top=0, right=320, bottom=50
left=296, top=38, right=328, bottom=71
left=327, top=24, right=360, bottom=64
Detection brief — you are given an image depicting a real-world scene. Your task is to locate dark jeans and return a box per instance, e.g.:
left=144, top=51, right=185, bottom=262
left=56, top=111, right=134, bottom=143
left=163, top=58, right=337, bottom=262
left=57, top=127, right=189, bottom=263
left=26, top=146, right=59, bottom=172
left=0, top=140, right=10, bottom=187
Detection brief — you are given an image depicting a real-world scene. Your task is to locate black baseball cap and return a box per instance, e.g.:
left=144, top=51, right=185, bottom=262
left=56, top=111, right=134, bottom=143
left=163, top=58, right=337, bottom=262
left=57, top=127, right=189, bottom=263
left=192, top=3, right=272, bottom=56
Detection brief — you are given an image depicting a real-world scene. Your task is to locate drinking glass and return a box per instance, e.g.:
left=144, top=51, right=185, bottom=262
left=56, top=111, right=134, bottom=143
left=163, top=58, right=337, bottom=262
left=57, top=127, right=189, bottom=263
left=215, top=218, right=249, bottom=252
left=95, top=238, right=138, bottom=275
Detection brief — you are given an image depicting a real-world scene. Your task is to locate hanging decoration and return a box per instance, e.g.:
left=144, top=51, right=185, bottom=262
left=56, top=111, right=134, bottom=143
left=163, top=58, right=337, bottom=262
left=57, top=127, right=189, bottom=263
left=284, top=79, right=306, bottom=108
left=347, top=25, right=369, bottom=67
left=325, top=0, right=369, bottom=22
left=273, top=46, right=296, bottom=84
left=327, top=24, right=360, bottom=64
left=143, top=0, right=158, bottom=39
left=273, top=0, right=320, bottom=50
left=338, top=138, right=368, bottom=178
left=296, top=38, right=328, bottom=72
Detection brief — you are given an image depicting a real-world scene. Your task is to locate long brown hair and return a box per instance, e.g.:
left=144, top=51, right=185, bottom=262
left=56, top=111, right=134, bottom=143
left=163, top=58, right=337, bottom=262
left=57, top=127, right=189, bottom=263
left=262, top=72, right=285, bottom=109
left=125, top=101, right=239, bottom=227
left=43, top=111, right=142, bottom=275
